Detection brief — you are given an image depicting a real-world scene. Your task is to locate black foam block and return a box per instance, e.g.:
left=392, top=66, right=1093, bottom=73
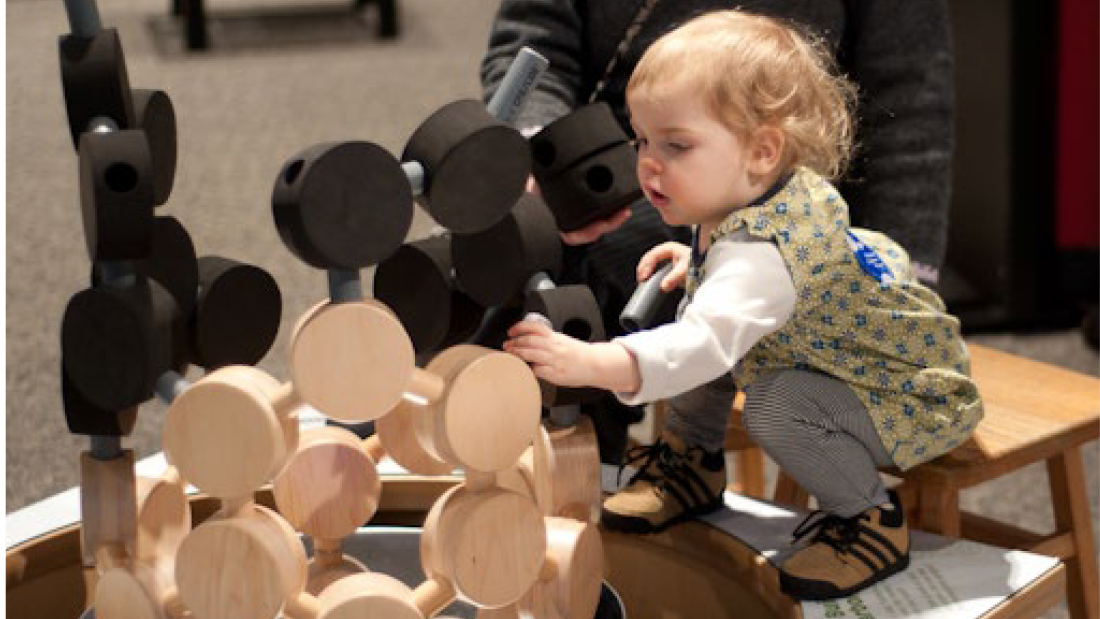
left=61, top=279, right=176, bottom=411
left=538, top=141, right=643, bottom=232
left=273, top=141, right=413, bottom=270
left=59, top=28, right=135, bottom=147
left=61, top=359, right=139, bottom=436
left=529, top=102, right=630, bottom=179
left=402, top=99, right=530, bottom=234
left=374, top=235, right=484, bottom=355
left=451, top=193, right=562, bottom=307
left=524, top=285, right=606, bottom=406
left=78, top=129, right=156, bottom=261
left=191, top=256, right=282, bottom=369
left=131, top=89, right=177, bottom=206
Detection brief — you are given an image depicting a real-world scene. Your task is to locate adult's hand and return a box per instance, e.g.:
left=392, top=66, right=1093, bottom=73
left=559, top=208, right=632, bottom=245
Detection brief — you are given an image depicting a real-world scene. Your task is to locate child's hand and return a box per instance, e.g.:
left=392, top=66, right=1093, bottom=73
left=637, top=242, right=691, bottom=291
left=504, top=318, right=595, bottom=387
left=504, top=317, right=643, bottom=394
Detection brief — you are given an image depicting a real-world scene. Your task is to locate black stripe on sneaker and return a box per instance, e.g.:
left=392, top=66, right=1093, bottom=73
left=845, top=544, right=882, bottom=573
left=856, top=524, right=905, bottom=562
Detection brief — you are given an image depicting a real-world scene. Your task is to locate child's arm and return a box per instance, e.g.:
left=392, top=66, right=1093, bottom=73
left=504, top=320, right=641, bottom=394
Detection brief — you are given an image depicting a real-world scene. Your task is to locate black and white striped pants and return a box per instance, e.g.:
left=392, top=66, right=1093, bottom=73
left=667, top=369, right=894, bottom=518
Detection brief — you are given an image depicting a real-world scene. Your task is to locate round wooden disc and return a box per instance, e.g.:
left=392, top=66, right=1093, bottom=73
left=376, top=398, right=453, bottom=476
left=547, top=416, right=602, bottom=523
left=94, top=563, right=166, bottom=619
left=163, top=366, right=287, bottom=498
left=135, top=469, right=191, bottom=574
left=273, top=426, right=381, bottom=539
left=426, top=346, right=541, bottom=473
left=518, top=518, right=603, bottom=619
left=175, top=505, right=306, bottom=619
left=306, top=553, right=369, bottom=596
left=290, top=301, right=415, bottom=422
left=423, top=487, right=546, bottom=608
left=318, top=572, right=424, bottom=619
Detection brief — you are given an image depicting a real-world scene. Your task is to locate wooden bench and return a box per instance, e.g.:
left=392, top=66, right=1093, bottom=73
left=171, top=0, right=398, bottom=50
left=717, top=344, right=1099, bottom=619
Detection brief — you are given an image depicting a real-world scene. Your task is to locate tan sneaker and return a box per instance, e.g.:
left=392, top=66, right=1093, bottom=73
left=780, top=490, right=910, bottom=600
left=600, top=431, right=726, bottom=534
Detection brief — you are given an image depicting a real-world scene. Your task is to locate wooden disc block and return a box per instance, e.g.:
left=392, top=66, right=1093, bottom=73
left=273, top=426, right=382, bottom=540
left=95, top=562, right=170, bottom=619
left=306, top=552, right=369, bottom=597
left=135, top=468, right=190, bottom=579
left=519, top=518, right=603, bottom=619
left=376, top=398, right=453, bottom=476
left=163, top=366, right=291, bottom=499
left=290, top=300, right=416, bottom=422
left=319, top=572, right=424, bottom=619
left=416, top=345, right=541, bottom=473
left=421, top=487, right=546, bottom=608
left=547, top=417, right=602, bottom=523
left=175, top=505, right=306, bottom=619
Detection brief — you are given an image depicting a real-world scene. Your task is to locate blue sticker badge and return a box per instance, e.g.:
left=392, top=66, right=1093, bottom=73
left=846, top=231, right=895, bottom=284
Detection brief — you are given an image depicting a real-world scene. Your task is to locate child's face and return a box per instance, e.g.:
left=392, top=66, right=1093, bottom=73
left=628, top=81, right=767, bottom=230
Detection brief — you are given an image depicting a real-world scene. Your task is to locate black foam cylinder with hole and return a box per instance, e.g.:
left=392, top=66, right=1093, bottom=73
left=78, top=129, right=155, bottom=261
left=273, top=141, right=413, bottom=270
left=538, top=141, right=643, bottom=232
left=61, top=359, right=139, bottom=436
left=529, top=103, right=630, bottom=179
left=524, top=285, right=606, bottom=407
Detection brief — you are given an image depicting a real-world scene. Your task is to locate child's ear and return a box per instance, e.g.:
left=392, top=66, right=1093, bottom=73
left=749, top=126, right=785, bottom=175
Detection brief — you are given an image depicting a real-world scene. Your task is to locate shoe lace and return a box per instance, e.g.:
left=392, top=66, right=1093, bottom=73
left=791, top=510, right=871, bottom=555
left=617, top=438, right=671, bottom=487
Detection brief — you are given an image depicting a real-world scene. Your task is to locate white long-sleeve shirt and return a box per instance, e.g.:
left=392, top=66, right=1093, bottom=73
left=613, top=231, right=797, bottom=405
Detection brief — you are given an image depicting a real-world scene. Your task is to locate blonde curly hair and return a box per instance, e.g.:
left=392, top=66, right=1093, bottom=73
left=627, top=10, right=858, bottom=180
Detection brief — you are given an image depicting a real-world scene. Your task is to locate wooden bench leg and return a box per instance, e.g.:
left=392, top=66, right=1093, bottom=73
left=731, top=446, right=766, bottom=499
left=1047, top=448, right=1100, bottom=619
left=916, top=475, right=962, bottom=538
left=774, top=472, right=811, bottom=508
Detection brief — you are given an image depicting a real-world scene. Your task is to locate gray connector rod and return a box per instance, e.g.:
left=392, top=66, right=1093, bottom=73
left=524, top=271, right=556, bottom=294
left=155, top=370, right=190, bottom=405
left=328, top=268, right=363, bottom=303
left=64, top=0, right=102, bottom=38
left=487, top=47, right=549, bottom=125
left=619, top=261, right=674, bottom=333
left=90, top=435, right=123, bottom=460
left=401, top=161, right=425, bottom=195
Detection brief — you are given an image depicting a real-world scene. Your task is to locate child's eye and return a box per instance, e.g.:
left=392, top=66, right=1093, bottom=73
left=666, top=142, right=689, bottom=152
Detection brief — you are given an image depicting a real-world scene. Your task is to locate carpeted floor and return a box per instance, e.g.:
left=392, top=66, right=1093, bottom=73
left=6, top=0, right=1098, bottom=617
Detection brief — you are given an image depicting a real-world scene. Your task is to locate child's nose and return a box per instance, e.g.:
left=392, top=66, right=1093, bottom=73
left=637, top=154, right=662, bottom=178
